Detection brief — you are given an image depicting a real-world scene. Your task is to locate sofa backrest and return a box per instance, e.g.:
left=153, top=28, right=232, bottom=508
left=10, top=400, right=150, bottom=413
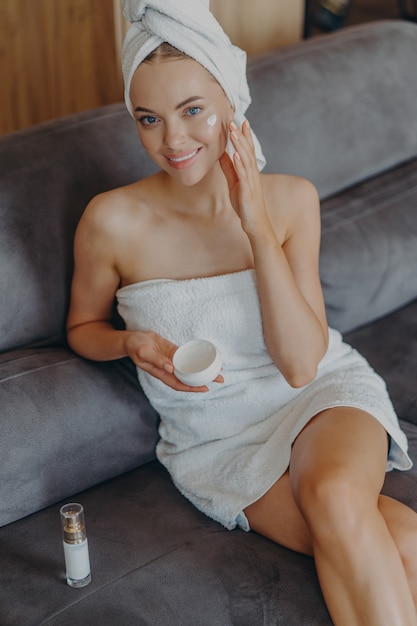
left=0, top=107, right=158, bottom=353
left=248, top=20, right=417, bottom=200
left=0, top=20, right=416, bottom=352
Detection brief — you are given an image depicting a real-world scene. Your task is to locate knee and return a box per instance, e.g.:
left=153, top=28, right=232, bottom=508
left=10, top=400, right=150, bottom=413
left=293, top=466, right=370, bottom=541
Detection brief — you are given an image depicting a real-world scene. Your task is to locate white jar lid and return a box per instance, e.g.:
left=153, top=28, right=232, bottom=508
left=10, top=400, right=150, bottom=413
left=173, top=340, right=222, bottom=387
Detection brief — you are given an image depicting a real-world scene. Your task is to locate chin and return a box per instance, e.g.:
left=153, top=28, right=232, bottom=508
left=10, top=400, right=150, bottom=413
left=172, top=171, right=207, bottom=187
left=169, top=159, right=221, bottom=187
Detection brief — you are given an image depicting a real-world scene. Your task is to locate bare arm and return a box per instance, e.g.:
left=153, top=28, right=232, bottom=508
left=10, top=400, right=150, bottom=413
left=67, top=194, right=129, bottom=361
left=220, top=121, right=328, bottom=388
left=67, top=194, right=217, bottom=392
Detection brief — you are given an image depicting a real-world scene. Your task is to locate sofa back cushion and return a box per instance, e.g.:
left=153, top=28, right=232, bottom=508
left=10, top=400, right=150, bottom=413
left=0, top=107, right=157, bottom=353
left=248, top=20, right=417, bottom=200
left=320, top=157, right=417, bottom=332
left=251, top=20, right=417, bottom=332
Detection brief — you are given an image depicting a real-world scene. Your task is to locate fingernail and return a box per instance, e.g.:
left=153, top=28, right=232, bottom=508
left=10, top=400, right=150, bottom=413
left=230, top=121, right=238, bottom=130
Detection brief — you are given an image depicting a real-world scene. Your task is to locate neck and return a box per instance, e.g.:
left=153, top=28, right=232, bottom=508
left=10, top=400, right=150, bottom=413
left=162, top=161, right=232, bottom=218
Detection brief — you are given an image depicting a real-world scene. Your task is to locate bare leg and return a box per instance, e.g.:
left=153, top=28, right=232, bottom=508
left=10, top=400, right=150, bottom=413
left=245, top=408, right=417, bottom=626
left=379, top=494, right=417, bottom=610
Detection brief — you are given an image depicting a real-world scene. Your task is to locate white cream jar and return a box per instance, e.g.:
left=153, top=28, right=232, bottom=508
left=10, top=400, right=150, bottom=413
left=173, top=340, right=222, bottom=387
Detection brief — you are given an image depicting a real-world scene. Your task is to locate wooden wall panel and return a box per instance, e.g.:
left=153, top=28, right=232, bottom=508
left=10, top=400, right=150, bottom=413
left=0, top=0, right=122, bottom=135
left=113, top=1, right=304, bottom=57
left=210, top=0, right=304, bottom=55
left=0, top=0, right=303, bottom=135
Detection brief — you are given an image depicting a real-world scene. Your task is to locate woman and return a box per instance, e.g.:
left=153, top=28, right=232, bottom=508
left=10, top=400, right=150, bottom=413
left=67, top=2, right=417, bottom=623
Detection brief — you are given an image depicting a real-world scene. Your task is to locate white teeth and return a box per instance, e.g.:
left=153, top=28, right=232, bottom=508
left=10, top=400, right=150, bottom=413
left=168, top=149, right=198, bottom=162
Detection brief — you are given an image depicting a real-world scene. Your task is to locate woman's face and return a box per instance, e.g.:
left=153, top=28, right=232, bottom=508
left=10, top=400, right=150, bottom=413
left=130, top=56, right=234, bottom=186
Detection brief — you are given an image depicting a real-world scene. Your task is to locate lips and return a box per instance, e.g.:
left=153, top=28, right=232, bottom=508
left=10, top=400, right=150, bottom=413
left=165, top=147, right=201, bottom=169
left=167, top=149, right=198, bottom=162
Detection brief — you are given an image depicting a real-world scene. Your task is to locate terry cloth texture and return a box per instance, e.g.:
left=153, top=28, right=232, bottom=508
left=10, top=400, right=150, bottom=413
left=121, top=0, right=266, bottom=170
left=116, top=269, right=412, bottom=530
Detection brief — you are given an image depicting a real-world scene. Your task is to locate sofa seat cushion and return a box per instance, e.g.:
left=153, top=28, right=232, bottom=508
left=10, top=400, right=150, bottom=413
left=0, top=347, right=159, bottom=527
left=0, top=461, right=330, bottom=626
left=320, top=157, right=417, bottom=333
left=1, top=422, right=417, bottom=626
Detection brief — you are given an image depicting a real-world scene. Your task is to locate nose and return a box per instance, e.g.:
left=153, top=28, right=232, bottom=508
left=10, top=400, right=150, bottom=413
left=163, top=119, right=187, bottom=149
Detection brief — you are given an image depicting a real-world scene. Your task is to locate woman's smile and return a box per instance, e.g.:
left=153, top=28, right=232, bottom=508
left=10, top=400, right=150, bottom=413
left=165, top=147, right=202, bottom=169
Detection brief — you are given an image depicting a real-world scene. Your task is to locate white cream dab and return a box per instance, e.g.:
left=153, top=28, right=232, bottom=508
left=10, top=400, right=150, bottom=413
left=207, top=114, right=217, bottom=126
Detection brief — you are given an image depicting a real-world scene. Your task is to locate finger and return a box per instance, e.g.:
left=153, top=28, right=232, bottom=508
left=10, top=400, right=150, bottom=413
left=230, top=120, right=257, bottom=162
left=135, top=344, right=173, bottom=375
left=219, top=151, right=238, bottom=186
left=232, top=150, right=248, bottom=181
left=163, top=370, right=210, bottom=393
left=242, top=119, right=254, bottom=147
left=230, top=129, right=255, bottom=173
left=140, top=360, right=210, bottom=393
left=230, top=121, right=250, bottom=149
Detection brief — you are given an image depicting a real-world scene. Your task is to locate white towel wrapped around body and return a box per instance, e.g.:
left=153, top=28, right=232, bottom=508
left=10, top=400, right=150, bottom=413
left=117, top=269, right=411, bottom=530
left=121, top=0, right=266, bottom=170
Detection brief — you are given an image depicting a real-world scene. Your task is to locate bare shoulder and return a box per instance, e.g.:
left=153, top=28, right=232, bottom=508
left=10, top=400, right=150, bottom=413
left=73, top=175, right=168, bottom=274
left=73, top=172, right=171, bottom=286
left=261, top=173, right=320, bottom=243
left=77, top=176, right=156, bottom=239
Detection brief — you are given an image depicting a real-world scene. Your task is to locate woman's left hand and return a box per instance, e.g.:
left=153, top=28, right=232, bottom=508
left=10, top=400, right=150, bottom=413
left=219, top=120, right=269, bottom=239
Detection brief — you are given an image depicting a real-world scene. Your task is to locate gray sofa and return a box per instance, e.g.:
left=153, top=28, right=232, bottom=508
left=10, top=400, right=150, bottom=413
left=1, top=20, right=417, bottom=625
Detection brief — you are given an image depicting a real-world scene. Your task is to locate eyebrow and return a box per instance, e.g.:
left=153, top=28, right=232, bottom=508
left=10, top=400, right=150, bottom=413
left=134, top=95, right=204, bottom=114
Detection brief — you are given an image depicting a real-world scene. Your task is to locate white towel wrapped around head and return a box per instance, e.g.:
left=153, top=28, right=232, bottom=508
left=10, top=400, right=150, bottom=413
left=121, top=0, right=266, bottom=170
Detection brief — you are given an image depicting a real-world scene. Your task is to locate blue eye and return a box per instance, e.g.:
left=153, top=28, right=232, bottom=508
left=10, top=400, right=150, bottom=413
left=187, top=106, right=201, bottom=117
left=139, top=115, right=158, bottom=126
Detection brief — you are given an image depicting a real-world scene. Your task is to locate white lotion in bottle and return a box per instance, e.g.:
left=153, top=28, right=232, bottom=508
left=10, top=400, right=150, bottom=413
left=60, top=502, right=91, bottom=588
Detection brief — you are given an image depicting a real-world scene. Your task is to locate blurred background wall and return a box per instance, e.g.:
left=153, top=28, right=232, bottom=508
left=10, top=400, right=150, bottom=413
left=0, top=0, right=405, bottom=135
left=0, top=0, right=304, bottom=135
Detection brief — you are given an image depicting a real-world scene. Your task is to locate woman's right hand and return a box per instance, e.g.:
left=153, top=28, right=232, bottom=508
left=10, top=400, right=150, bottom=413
left=124, top=330, right=223, bottom=392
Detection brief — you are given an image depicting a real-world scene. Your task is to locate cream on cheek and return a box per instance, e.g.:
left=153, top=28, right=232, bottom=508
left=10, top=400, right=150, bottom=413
left=196, top=112, right=229, bottom=154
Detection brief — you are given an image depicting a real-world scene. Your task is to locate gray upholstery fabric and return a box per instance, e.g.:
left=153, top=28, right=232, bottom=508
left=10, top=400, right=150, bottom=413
left=0, top=108, right=157, bottom=353
left=320, top=157, right=417, bottom=333
left=0, top=462, right=332, bottom=625
left=1, top=433, right=417, bottom=626
left=346, top=297, right=417, bottom=426
left=0, top=350, right=158, bottom=526
left=247, top=20, right=417, bottom=199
